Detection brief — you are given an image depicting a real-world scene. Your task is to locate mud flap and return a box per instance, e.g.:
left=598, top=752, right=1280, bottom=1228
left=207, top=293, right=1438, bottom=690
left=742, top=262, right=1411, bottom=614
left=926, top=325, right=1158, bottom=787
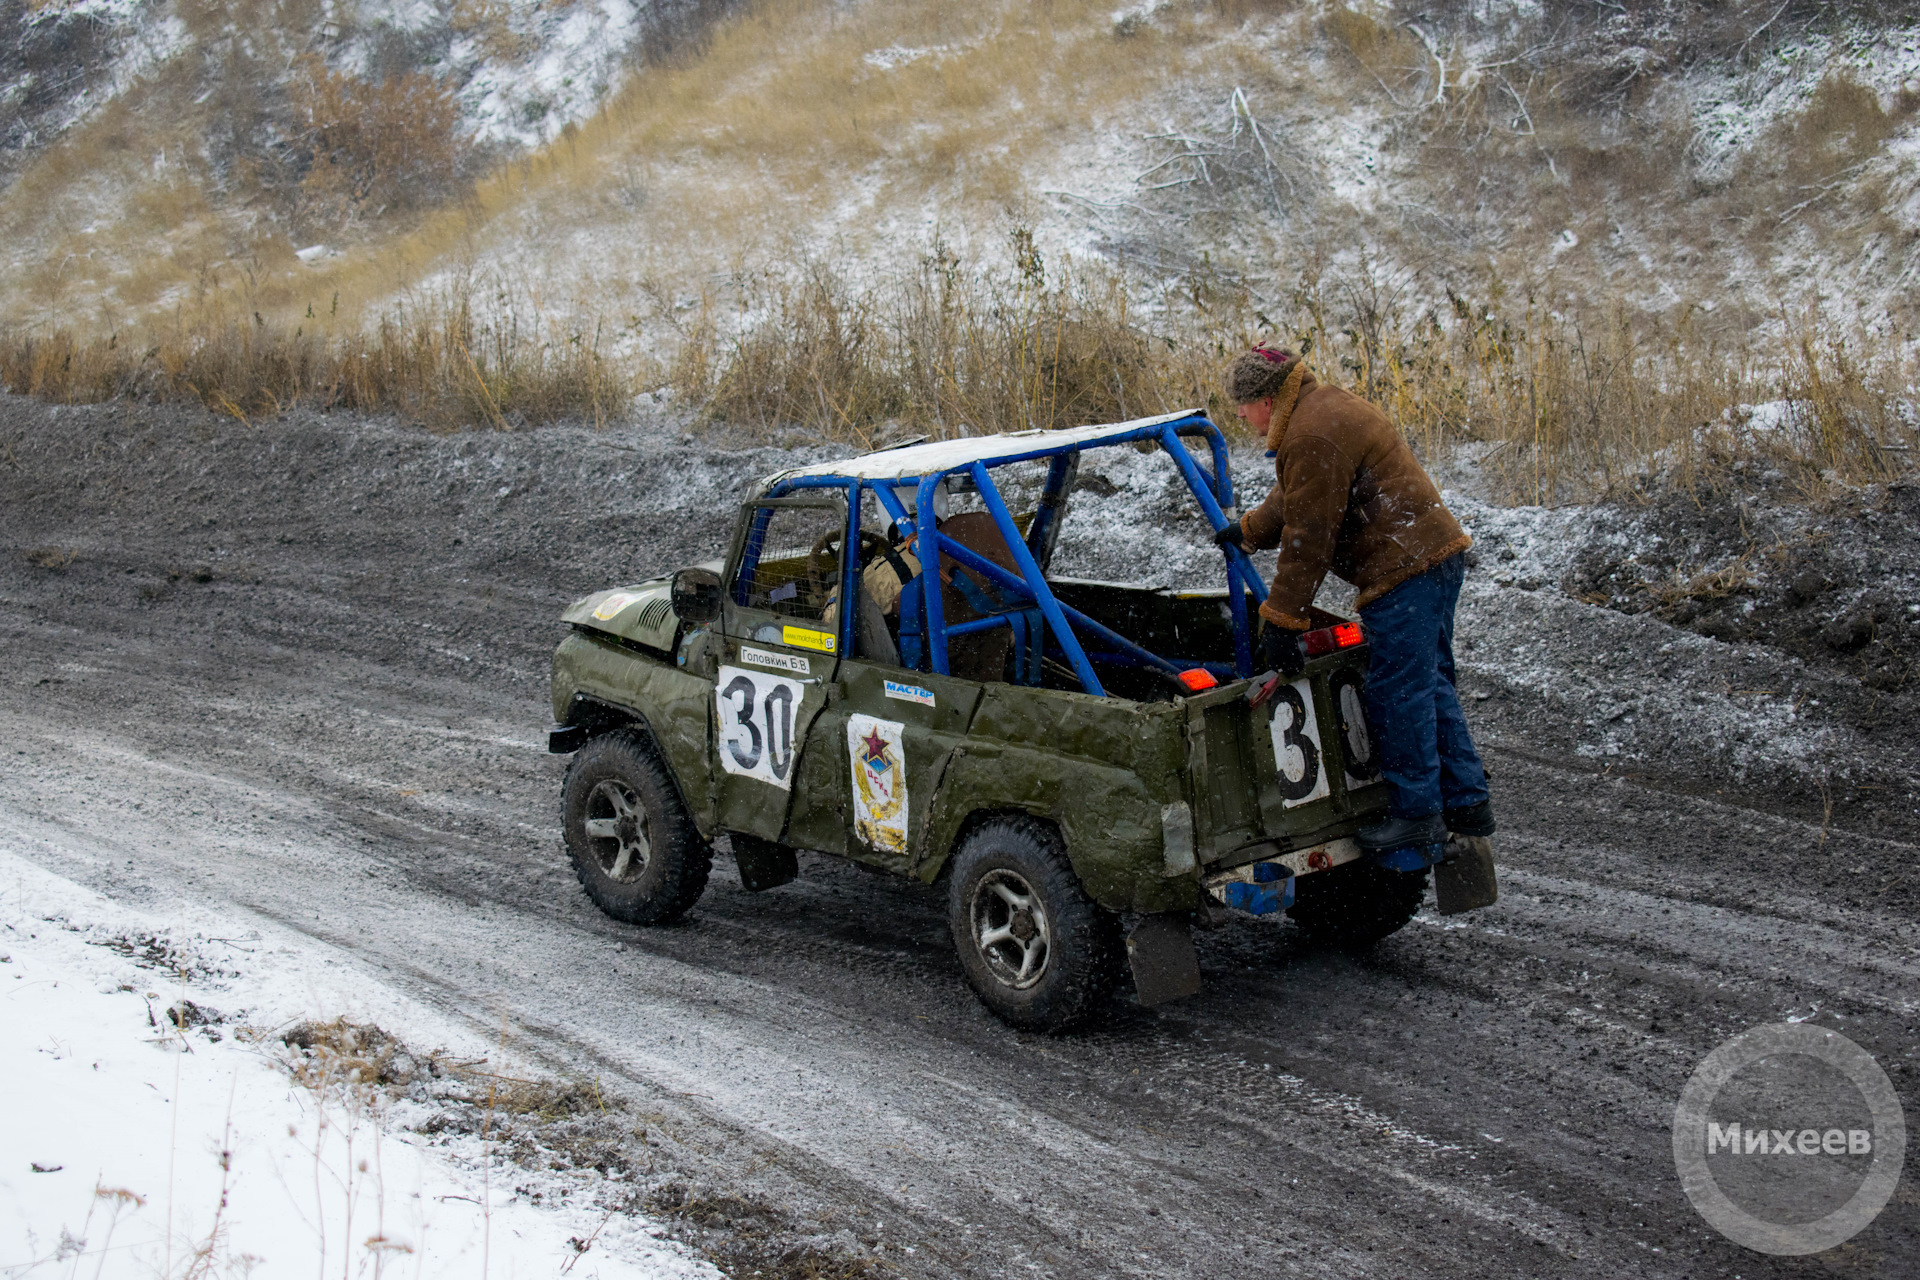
left=1127, top=913, right=1201, bottom=1006
left=731, top=833, right=799, bottom=892
left=1434, top=836, right=1498, bottom=915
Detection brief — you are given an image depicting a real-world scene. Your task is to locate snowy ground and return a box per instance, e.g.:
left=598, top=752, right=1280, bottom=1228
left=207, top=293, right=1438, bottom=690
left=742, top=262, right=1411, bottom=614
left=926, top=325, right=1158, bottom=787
left=0, top=850, right=716, bottom=1280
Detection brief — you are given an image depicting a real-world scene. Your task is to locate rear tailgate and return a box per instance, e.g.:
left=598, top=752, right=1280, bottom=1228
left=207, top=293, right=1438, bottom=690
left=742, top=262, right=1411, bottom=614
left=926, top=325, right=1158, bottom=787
left=1183, top=640, right=1389, bottom=864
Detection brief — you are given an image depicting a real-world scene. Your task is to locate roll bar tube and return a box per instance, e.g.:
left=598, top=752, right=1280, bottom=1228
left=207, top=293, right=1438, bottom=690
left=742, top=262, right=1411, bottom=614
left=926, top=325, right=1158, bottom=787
left=1158, top=427, right=1266, bottom=678
left=932, top=532, right=1182, bottom=684
left=968, top=461, right=1103, bottom=696
left=765, top=413, right=1259, bottom=689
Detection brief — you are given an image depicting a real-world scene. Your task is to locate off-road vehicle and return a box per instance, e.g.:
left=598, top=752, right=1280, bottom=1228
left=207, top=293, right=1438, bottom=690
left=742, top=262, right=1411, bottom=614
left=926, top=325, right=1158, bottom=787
left=548, top=410, right=1496, bottom=1031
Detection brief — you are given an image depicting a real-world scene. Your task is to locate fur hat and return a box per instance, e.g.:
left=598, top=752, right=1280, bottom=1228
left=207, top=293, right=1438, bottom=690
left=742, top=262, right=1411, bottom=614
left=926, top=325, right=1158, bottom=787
left=1225, top=345, right=1300, bottom=405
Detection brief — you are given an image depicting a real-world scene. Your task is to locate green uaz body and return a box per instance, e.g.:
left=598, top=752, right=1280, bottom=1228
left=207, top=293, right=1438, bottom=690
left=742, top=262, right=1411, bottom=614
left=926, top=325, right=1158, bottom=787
left=548, top=411, right=1484, bottom=1031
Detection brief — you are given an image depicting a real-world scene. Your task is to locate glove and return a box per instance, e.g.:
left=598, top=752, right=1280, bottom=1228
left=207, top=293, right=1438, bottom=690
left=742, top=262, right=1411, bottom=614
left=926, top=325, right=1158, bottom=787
left=1212, top=519, right=1245, bottom=549
left=1261, top=625, right=1307, bottom=678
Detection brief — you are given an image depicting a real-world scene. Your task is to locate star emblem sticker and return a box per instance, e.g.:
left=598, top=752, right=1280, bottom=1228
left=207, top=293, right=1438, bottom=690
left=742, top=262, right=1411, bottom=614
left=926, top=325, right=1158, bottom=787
left=861, top=727, right=889, bottom=760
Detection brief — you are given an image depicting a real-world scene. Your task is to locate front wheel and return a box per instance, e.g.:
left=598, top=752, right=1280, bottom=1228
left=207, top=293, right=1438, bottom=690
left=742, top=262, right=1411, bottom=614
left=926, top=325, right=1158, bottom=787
left=562, top=729, right=710, bottom=924
left=1287, top=859, right=1428, bottom=947
left=946, top=816, right=1121, bottom=1033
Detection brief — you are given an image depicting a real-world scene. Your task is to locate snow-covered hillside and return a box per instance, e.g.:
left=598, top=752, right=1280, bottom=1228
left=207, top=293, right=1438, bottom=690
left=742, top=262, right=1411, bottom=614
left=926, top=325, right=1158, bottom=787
left=3, top=0, right=1919, bottom=343
left=2, top=0, right=687, bottom=161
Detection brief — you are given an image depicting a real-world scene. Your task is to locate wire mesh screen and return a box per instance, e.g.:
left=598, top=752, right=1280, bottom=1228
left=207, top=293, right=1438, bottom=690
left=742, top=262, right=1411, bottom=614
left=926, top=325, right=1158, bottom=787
left=740, top=505, right=844, bottom=621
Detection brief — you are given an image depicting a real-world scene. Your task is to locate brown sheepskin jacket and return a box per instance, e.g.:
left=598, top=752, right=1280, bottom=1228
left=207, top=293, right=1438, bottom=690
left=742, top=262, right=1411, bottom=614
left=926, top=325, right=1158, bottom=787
left=1240, top=368, right=1471, bottom=630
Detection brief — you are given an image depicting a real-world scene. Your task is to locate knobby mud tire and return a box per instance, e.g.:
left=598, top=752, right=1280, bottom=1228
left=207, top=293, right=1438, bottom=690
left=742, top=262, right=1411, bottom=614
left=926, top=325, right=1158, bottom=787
left=1287, top=860, right=1429, bottom=948
left=946, top=815, right=1122, bottom=1034
left=562, top=729, right=711, bottom=925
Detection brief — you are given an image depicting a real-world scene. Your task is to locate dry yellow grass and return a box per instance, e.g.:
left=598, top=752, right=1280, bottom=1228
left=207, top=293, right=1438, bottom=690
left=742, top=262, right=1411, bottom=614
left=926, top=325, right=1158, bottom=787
left=9, top=0, right=1908, bottom=345
left=0, top=0, right=467, bottom=331
left=687, top=240, right=1219, bottom=447
left=671, top=243, right=1917, bottom=501
left=0, top=284, right=629, bottom=430
left=108, top=0, right=1316, bottom=340
left=1320, top=4, right=1426, bottom=97
left=12, top=228, right=1911, bottom=506
left=297, top=0, right=1216, bottom=321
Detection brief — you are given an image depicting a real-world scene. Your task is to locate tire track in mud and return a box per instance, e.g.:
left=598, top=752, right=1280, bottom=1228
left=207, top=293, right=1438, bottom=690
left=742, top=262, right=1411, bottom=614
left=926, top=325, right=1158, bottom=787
left=0, top=750, right=1483, bottom=1277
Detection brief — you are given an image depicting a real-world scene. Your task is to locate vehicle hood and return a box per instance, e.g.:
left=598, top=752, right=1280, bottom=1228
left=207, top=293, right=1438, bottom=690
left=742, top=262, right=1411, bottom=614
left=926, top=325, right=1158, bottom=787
left=561, top=579, right=677, bottom=650
left=560, top=560, right=723, bottom=651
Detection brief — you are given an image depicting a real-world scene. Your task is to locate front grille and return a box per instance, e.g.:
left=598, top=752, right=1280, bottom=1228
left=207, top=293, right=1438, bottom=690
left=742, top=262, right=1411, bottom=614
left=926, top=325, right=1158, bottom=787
left=636, top=598, right=673, bottom=633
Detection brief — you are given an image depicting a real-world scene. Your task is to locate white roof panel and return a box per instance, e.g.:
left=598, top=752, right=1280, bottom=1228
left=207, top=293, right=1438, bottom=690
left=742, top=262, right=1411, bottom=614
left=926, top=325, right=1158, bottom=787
left=769, top=409, right=1206, bottom=485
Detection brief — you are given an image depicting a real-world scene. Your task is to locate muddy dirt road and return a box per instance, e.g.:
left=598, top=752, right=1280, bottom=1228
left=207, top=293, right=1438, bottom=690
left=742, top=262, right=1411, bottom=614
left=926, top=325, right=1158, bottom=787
left=2, top=398, right=1915, bottom=1278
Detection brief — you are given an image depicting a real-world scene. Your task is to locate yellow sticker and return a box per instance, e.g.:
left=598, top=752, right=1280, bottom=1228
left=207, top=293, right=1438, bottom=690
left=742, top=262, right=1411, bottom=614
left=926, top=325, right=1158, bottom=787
left=782, top=625, right=837, bottom=653
left=591, top=591, right=643, bottom=621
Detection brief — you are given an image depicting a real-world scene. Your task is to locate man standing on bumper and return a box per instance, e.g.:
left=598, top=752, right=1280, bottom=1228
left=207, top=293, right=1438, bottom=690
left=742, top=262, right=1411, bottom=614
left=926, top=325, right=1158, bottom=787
left=1216, top=346, right=1495, bottom=851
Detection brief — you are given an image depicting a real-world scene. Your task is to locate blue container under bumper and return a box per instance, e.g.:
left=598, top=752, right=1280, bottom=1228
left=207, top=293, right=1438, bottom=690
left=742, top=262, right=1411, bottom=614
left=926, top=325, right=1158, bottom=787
left=1369, top=842, right=1451, bottom=872
left=1219, top=876, right=1296, bottom=916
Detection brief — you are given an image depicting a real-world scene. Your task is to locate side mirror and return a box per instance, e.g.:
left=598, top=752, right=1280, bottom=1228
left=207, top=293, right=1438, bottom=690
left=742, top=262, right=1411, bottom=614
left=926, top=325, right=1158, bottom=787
left=670, top=567, right=722, bottom=625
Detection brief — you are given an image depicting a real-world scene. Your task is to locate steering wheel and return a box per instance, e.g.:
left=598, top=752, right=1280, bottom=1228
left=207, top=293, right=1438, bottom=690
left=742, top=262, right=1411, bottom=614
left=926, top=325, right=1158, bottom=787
left=807, top=529, right=892, bottom=597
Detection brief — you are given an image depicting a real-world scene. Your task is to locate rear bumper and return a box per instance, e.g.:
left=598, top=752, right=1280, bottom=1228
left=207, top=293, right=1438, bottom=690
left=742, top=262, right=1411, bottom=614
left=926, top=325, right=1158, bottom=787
left=1202, top=835, right=1363, bottom=916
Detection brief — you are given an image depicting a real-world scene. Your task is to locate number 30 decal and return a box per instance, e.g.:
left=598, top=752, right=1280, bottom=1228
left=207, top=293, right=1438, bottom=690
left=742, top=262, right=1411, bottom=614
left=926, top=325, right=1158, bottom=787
left=1268, top=679, right=1331, bottom=807
left=716, top=665, right=803, bottom=790
left=1329, top=668, right=1382, bottom=789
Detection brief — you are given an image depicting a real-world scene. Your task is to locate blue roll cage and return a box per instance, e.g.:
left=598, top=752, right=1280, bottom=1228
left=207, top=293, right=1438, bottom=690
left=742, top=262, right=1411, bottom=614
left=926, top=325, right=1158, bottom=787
left=735, top=412, right=1270, bottom=698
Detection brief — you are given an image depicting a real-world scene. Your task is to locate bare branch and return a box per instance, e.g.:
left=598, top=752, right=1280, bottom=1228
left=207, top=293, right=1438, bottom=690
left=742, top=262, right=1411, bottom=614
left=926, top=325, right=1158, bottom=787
left=1499, top=74, right=1535, bottom=136
left=1738, top=0, right=1794, bottom=62
left=1403, top=22, right=1448, bottom=106
left=1232, top=85, right=1289, bottom=210
left=1134, top=150, right=1226, bottom=182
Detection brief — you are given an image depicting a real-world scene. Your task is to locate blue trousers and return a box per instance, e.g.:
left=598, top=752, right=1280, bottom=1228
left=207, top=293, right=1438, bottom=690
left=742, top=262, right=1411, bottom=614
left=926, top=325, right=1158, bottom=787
left=1357, top=553, right=1490, bottom=819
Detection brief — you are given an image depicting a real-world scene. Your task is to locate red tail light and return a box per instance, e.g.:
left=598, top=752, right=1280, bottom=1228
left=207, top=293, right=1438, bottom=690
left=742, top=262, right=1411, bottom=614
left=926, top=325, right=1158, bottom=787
left=1178, top=668, right=1218, bottom=692
left=1300, top=621, right=1365, bottom=657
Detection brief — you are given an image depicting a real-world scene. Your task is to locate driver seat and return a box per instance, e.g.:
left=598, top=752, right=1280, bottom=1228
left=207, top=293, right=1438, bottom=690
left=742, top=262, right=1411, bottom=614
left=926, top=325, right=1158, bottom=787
left=893, top=514, right=1044, bottom=684
left=854, top=585, right=900, bottom=666
left=937, top=513, right=1023, bottom=682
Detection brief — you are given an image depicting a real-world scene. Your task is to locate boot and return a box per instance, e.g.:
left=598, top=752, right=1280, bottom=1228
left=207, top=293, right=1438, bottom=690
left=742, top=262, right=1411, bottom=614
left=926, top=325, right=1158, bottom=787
left=1357, top=813, right=1446, bottom=851
left=1444, top=799, right=1496, bottom=838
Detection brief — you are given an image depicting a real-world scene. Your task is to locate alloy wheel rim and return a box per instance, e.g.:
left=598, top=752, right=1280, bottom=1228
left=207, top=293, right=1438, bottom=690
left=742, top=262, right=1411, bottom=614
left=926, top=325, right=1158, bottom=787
left=971, top=868, right=1050, bottom=989
left=582, top=779, right=651, bottom=882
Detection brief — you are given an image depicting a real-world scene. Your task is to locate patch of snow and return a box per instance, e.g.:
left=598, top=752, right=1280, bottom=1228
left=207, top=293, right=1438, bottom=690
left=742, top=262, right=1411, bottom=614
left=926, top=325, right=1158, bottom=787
left=0, top=849, right=717, bottom=1280
left=1687, top=25, right=1920, bottom=175
left=456, top=0, right=647, bottom=149
left=23, top=0, right=144, bottom=20
left=1733, top=399, right=1806, bottom=435
left=1450, top=494, right=1597, bottom=588
left=862, top=44, right=952, bottom=71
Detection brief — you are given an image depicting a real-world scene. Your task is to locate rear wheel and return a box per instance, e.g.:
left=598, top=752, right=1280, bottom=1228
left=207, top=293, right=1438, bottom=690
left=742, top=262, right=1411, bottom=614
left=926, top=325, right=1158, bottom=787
left=1287, top=860, right=1428, bottom=947
left=562, top=730, right=710, bottom=924
left=947, top=816, right=1122, bottom=1033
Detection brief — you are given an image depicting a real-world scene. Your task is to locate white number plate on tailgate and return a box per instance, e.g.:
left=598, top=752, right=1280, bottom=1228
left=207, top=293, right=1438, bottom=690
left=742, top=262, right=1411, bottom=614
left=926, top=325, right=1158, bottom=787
left=1268, top=678, right=1331, bottom=808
